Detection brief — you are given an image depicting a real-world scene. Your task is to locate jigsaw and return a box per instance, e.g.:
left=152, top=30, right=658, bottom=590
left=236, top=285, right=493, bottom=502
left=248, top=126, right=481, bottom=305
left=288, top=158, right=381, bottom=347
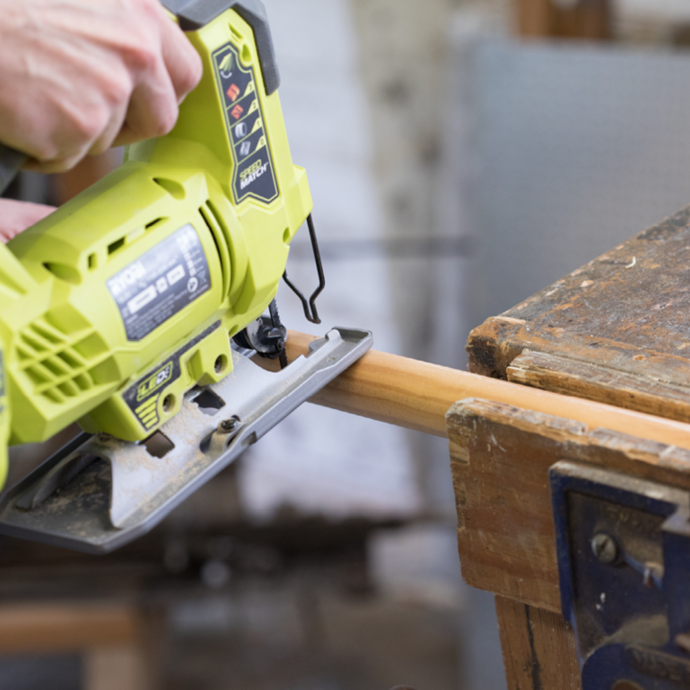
left=0, top=0, right=372, bottom=552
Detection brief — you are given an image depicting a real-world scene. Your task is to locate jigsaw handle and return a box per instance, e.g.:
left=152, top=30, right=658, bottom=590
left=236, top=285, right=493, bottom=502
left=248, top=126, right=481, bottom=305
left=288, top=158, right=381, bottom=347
left=0, top=145, right=27, bottom=196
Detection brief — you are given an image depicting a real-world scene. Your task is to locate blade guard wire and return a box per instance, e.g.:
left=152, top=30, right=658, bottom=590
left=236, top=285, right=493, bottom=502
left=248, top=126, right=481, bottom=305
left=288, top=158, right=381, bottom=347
left=283, top=214, right=325, bottom=324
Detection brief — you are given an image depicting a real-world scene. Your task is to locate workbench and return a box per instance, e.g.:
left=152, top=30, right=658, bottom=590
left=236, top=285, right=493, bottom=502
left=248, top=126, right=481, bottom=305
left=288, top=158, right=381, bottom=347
left=458, top=205, right=690, bottom=689
left=290, top=205, right=690, bottom=689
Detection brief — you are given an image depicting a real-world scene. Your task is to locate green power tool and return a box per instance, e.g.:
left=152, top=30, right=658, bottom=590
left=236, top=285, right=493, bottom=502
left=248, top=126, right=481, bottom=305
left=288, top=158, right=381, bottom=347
left=0, top=0, right=372, bottom=552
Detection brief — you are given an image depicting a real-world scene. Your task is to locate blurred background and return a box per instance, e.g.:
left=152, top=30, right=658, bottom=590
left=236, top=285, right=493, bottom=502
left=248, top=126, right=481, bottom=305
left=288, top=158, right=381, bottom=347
left=5, top=0, right=690, bottom=688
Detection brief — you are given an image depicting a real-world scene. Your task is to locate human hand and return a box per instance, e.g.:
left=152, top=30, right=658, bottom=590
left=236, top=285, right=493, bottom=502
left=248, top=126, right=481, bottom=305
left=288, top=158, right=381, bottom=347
left=0, top=199, right=55, bottom=243
left=0, top=0, right=202, bottom=173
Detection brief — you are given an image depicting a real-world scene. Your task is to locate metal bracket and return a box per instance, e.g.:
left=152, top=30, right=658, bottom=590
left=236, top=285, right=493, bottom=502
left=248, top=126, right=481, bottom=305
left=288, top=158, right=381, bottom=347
left=551, top=461, right=690, bottom=689
left=0, top=327, right=372, bottom=554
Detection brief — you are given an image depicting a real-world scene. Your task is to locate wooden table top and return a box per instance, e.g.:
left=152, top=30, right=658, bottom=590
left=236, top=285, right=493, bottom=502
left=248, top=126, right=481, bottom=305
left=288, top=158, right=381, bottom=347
left=466, top=205, right=690, bottom=423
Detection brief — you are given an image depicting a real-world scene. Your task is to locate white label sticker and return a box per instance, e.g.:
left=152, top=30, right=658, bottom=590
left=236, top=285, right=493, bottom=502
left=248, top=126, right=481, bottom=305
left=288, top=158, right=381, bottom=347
left=107, top=224, right=211, bottom=341
left=127, top=285, right=158, bottom=315
left=167, top=264, right=185, bottom=286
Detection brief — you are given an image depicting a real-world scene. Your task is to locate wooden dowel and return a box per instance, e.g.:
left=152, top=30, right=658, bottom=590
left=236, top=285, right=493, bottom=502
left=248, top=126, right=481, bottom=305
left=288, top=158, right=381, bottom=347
left=287, top=331, right=690, bottom=449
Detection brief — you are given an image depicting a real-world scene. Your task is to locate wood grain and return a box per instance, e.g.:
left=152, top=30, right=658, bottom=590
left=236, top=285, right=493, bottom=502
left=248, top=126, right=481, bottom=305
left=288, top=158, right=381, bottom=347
left=495, top=596, right=581, bottom=690
left=447, top=398, right=690, bottom=612
left=286, top=331, right=690, bottom=451
left=507, top=350, right=690, bottom=423
left=466, top=207, right=690, bottom=419
left=461, top=206, right=690, bottom=684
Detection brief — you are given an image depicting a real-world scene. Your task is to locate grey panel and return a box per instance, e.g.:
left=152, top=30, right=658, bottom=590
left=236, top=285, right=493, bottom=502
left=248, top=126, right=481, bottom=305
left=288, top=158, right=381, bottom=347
left=464, top=39, right=690, bottom=326
left=0, top=655, right=81, bottom=690
left=161, top=0, right=280, bottom=94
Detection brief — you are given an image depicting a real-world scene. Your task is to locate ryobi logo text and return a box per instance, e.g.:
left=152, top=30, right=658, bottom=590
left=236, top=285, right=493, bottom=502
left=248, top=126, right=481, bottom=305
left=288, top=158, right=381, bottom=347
left=108, top=261, right=146, bottom=298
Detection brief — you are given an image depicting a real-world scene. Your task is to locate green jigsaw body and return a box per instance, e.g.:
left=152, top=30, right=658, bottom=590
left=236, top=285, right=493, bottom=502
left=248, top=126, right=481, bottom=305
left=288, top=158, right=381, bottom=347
left=0, top=6, right=312, bottom=487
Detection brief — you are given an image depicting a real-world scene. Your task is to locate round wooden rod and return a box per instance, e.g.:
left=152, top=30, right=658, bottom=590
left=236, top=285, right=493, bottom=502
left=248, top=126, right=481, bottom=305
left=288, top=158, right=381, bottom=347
left=286, top=331, right=690, bottom=449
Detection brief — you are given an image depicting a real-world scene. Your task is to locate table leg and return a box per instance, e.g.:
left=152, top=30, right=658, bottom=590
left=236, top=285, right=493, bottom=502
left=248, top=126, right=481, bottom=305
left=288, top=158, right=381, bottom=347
left=495, top=595, right=581, bottom=690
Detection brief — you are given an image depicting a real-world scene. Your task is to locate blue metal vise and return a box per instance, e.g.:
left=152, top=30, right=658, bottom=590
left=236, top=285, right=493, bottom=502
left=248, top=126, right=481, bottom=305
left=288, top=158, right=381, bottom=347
left=551, top=461, right=690, bottom=689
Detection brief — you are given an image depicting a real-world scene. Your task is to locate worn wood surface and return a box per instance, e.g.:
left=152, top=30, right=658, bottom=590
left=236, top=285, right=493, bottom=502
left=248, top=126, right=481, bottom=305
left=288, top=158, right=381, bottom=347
left=447, top=398, right=690, bottom=613
left=506, top=349, right=690, bottom=423
left=517, top=0, right=611, bottom=40
left=467, top=206, right=690, bottom=424
left=495, top=596, right=581, bottom=690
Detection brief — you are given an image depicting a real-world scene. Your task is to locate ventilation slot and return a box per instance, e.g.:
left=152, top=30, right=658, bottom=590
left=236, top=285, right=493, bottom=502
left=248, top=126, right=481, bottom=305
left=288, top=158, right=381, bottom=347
left=205, top=200, right=228, bottom=236
left=15, top=319, right=109, bottom=405
left=145, top=217, right=166, bottom=230
left=107, top=237, right=125, bottom=255
left=199, top=204, right=222, bottom=237
left=199, top=201, right=230, bottom=294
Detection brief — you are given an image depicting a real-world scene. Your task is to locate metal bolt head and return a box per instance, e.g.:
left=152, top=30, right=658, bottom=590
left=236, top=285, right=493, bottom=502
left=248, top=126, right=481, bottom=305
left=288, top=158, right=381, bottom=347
left=219, top=417, right=240, bottom=434
left=592, top=533, right=617, bottom=564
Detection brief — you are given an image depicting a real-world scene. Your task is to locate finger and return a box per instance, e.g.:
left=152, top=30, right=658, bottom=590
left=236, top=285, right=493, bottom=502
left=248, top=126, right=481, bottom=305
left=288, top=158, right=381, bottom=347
left=24, top=155, right=85, bottom=175
left=110, top=122, right=141, bottom=148
left=88, top=99, right=129, bottom=156
left=114, top=56, right=179, bottom=146
left=157, top=8, right=203, bottom=103
left=15, top=99, right=107, bottom=171
left=0, top=113, right=63, bottom=167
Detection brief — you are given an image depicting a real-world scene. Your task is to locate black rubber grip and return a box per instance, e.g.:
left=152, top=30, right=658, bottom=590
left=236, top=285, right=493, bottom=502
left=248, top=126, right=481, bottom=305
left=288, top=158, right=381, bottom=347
left=0, top=145, right=27, bottom=196
left=161, top=0, right=280, bottom=95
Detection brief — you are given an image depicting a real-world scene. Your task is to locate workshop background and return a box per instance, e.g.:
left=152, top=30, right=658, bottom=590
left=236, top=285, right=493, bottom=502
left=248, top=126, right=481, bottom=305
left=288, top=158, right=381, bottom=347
left=4, top=0, right=690, bottom=688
